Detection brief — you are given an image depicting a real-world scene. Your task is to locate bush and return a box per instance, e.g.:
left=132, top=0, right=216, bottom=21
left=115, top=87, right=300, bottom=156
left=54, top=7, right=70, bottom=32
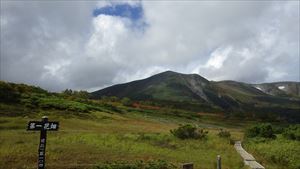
left=103, top=103, right=123, bottom=113
left=245, top=125, right=260, bottom=138
left=218, top=129, right=231, bottom=138
left=283, top=124, right=300, bottom=141
left=245, top=123, right=276, bottom=139
left=121, top=97, right=132, bottom=106
left=0, top=81, right=21, bottom=103
left=170, top=124, right=208, bottom=139
left=39, top=97, right=89, bottom=112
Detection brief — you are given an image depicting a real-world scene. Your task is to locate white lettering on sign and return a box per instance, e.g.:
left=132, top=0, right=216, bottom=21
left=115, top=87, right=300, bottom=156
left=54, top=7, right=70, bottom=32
left=44, top=123, right=49, bottom=129
left=38, top=162, right=44, bottom=167
left=30, top=123, right=35, bottom=129
left=41, top=138, right=45, bottom=143
left=50, top=123, right=57, bottom=129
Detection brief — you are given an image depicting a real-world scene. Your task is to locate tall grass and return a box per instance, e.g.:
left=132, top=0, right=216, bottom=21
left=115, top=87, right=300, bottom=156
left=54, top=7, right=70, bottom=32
left=244, top=136, right=300, bottom=169
left=0, top=113, right=244, bottom=169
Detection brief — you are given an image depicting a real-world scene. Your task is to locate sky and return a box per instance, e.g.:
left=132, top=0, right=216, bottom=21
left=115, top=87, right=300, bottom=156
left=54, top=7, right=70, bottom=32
left=1, top=0, right=299, bottom=92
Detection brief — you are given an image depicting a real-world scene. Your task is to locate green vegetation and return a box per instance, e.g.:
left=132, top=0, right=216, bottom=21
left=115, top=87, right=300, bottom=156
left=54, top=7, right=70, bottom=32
left=170, top=124, right=208, bottom=140
left=244, top=124, right=300, bottom=169
left=121, top=97, right=133, bottom=107
left=0, top=114, right=245, bottom=169
left=0, top=80, right=299, bottom=169
left=245, top=136, right=300, bottom=169
left=91, top=71, right=300, bottom=122
left=282, top=124, right=300, bottom=141
left=217, top=129, right=231, bottom=138
left=245, top=123, right=276, bottom=139
left=93, top=160, right=177, bottom=169
left=0, top=81, right=245, bottom=169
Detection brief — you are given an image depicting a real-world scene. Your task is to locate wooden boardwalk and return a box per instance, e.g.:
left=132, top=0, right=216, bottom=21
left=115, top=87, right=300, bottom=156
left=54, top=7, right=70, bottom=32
left=234, top=141, right=265, bottom=169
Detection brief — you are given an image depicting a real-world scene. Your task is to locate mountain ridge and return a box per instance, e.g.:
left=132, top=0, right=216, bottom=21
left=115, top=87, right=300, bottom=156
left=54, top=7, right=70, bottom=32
left=92, top=71, right=300, bottom=99
left=91, top=71, right=300, bottom=121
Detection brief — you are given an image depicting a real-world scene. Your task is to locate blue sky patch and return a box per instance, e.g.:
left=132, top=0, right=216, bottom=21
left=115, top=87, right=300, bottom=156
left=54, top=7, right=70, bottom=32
left=93, top=3, right=143, bottom=21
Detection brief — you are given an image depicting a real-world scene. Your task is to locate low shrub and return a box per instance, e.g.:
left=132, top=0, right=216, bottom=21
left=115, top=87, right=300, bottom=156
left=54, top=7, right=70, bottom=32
left=245, top=123, right=276, bottom=139
left=103, top=103, right=123, bottom=113
left=39, top=97, right=89, bottom=112
left=121, top=97, right=133, bottom=106
left=218, top=129, right=231, bottom=138
left=282, top=124, right=300, bottom=141
left=170, top=124, right=208, bottom=140
left=0, top=81, right=21, bottom=103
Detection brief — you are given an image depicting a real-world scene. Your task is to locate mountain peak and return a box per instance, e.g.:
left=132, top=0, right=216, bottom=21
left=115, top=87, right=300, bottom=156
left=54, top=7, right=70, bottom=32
left=157, top=70, right=204, bottom=78
left=91, top=71, right=300, bottom=104
left=91, top=70, right=211, bottom=101
left=156, top=70, right=182, bottom=76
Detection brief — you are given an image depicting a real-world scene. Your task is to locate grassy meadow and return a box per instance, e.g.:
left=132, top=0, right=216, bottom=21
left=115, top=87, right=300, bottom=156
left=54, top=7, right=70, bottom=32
left=0, top=81, right=299, bottom=169
left=1, top=111, right=245, bottom=169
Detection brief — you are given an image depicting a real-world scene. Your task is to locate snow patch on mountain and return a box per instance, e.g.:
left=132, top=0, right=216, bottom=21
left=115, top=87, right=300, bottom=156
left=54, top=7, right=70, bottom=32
left=255, top=86, right=263, bottom=91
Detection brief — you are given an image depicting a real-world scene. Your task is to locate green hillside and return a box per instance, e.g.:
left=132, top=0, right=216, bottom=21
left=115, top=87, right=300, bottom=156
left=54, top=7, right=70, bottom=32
left=91, top=71, right=209, bottom=102
left=0, top=81, right=299, bottom=169
left=91, top=71, right=300, bottom=122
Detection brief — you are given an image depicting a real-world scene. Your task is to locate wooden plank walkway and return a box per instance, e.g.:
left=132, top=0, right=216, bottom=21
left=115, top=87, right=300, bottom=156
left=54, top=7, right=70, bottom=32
left=234, top=141, right=265, bottom=169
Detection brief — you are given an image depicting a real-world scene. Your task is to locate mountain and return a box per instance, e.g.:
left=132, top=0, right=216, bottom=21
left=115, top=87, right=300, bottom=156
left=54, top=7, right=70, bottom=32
left=91, top=71, right=300, bottom=122
left=92, top=71, right=209, bottom=102
left=91, top=71, right=300, bottom=102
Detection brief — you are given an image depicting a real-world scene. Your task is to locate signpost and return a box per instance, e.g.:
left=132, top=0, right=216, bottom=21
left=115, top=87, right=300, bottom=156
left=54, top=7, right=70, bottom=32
left=27, top=116, right=59, bottom=169
left=217, top=155, right=221, bottom=169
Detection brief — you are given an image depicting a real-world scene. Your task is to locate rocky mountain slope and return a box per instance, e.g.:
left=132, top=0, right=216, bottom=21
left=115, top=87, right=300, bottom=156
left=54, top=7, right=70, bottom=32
left=91, top=71, right=300, bottom=122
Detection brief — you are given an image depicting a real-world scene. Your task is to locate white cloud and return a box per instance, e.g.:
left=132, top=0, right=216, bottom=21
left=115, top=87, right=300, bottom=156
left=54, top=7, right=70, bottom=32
left=86, top=15, right=128, bottom=60
left=113, top=66, right=167, bottom=84
left=0, top=1, right=299, bottom=91
left=205, top=47, right=232, bottom=69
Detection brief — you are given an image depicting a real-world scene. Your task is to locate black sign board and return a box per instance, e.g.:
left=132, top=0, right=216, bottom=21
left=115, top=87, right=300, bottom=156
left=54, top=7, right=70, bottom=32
left=27, top=121, right=59, bottom=131
left=27, top=116, right=59, bottom=169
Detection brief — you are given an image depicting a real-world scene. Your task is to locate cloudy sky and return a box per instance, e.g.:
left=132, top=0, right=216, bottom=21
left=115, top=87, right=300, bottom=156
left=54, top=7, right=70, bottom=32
left=1, top=1, right=299, bottom=92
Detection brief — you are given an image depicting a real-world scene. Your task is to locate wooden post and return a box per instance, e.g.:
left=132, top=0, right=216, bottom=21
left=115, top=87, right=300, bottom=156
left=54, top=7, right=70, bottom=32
left=27, top=116, right=59, bottom=169
left=182, top=163, right=193, bottom=169
left=38, top=116, right=48, bottom=169
left=217, top=155, right=221, bottom=169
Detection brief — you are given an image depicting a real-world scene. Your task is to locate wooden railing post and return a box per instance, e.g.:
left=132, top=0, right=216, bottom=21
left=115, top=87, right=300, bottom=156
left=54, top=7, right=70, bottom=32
left=217, top=155, right=221, bottom=169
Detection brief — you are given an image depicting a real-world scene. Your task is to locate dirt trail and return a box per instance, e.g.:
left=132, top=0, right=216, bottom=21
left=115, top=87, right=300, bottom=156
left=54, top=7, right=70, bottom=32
left=234, top=141, right=265, bottom=169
